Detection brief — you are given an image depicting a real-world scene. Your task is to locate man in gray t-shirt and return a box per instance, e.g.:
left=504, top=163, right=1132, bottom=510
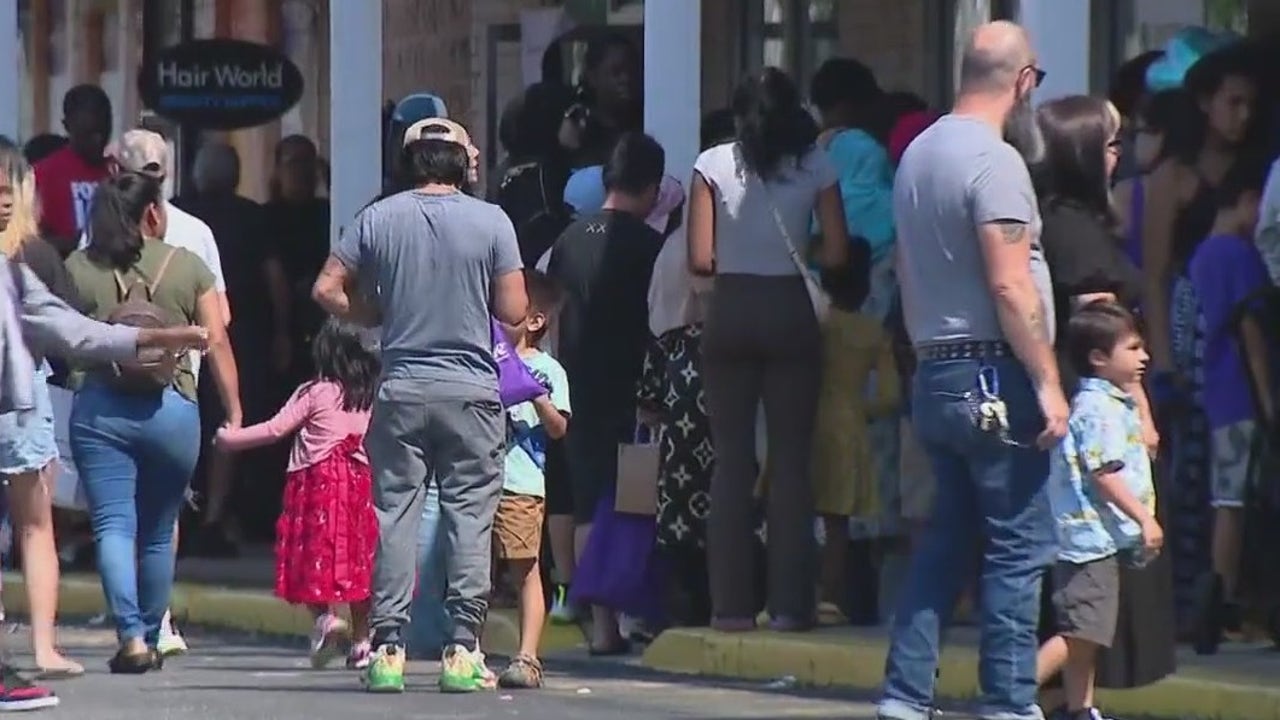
left=314, top=118, right=527, bottom=692
left=879, top=21, right=1068, bottom=720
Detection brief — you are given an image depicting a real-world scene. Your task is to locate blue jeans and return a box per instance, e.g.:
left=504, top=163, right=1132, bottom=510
left=879, top=357, right=1055, bottom=720
left=70, top=382, right=200, bottom=645
left=405, top=477, right=451, bottom=657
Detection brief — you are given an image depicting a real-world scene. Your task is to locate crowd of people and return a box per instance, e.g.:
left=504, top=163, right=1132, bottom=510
left=0, top=18, right=1279, bottom=718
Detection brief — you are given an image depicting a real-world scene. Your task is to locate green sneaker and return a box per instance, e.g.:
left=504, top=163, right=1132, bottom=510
left=361, top=644, right=406, bottom=693
left=439, top=644, right=496, bottom=693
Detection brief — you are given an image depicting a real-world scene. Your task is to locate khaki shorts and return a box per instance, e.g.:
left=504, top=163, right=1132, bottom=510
left=899, top=417, right=936, bottom=522
left=494, top=492, right=546, bottom=561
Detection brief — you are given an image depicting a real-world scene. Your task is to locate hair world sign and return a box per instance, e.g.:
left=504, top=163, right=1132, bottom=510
left=138, top=39, right=305, bottom=131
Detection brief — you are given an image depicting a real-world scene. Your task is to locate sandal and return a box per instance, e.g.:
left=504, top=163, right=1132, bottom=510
left=497, top=654, right=543, bottom=689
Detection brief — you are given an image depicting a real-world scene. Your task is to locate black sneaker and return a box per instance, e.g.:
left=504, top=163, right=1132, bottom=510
left=0, top=665, right=59, bottom=712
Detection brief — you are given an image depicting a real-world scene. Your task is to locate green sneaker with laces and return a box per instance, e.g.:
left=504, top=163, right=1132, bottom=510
left=362, top=644, right=405, bottom=693
left=439, top=644, right=496, bottom=693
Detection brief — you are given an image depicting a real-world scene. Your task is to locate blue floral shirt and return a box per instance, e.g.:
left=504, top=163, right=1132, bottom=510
left=1048, top=377, right=1155, bottom=564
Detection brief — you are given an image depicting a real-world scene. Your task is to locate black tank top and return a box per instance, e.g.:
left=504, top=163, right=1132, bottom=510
left=1170, top=169, right=1219, bottom=276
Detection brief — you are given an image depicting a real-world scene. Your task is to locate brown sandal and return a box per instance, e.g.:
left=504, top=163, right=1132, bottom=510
left=497, top=654, right=543, bottom=689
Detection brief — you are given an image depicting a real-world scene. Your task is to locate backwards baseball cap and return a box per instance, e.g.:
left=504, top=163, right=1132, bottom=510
left=402, top=118, right=473, bottom=149
left=109, top=129, right=170, bottom=176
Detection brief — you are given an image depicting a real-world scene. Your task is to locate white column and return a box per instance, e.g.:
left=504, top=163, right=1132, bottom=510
left=328, top=0, right=383, bottom=248
left=643, top=0, right=701, bottom=188
left=0, top=0, right=19, bottom=140
left=1016, top=0, right=1091, bottom=102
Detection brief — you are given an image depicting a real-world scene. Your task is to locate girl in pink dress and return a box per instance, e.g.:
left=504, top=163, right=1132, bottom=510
left=215, top=320, right=379, bottom=669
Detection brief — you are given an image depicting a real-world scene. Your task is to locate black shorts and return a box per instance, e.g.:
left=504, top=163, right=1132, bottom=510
left=563, top=408, right=632, bottom=524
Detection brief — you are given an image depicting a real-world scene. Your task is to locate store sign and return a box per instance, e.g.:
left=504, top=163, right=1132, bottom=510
left=138, top=39, right=304, bottom=131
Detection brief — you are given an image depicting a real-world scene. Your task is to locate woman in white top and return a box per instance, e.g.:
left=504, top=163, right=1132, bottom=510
left=686, top=67, right=850, bottom=631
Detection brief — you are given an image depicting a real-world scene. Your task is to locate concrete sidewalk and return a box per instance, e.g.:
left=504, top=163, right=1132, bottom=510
left=643, top=626, right=1280, bottom=720
left=0, top=572, right=582, bottom=658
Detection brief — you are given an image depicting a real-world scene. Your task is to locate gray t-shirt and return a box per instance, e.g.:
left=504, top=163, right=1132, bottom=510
left=895, top=114, right=1054, bottom=345
left=693, top=141, right=838, bottom=276
left=333, top=191, right=521, bottom=387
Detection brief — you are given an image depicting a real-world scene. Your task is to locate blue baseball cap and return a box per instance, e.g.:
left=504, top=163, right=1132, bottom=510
left=391, top=93, right=448, bottom=125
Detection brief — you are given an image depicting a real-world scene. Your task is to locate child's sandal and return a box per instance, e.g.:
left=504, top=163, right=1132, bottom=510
left=497, top=654, right=543, bottom=689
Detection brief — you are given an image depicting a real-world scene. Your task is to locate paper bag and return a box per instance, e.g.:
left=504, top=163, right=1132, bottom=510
left=615, top=425, right=660, bottom=516
left=49, top=386, right=88, bottom=511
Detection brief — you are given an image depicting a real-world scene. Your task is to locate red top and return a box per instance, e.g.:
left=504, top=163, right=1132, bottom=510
left=888, top=111, right=942, bottom=167
left=33, top=147, right=110, bottom=247
left=216, top=380, right=371, bottom=471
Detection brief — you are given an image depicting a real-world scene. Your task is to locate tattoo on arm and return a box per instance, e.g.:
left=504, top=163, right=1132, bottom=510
left=1025, top=298, right=1051, bottom=344
left=997, top=221, right=1028, bottom=244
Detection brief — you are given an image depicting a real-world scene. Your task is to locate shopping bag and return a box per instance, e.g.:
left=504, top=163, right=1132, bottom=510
left=49, top=386, right=87, bottom=511
left=569, top=492, right=668, bottom=624
left=615, top=424, right=660, bottom=516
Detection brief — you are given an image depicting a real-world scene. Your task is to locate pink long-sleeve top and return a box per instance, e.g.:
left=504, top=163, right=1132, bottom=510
left=216, top=380, right=370, bottom=471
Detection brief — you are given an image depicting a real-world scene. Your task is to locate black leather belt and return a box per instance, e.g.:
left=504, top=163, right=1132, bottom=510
left=915, top=340, right=1012, bottom=362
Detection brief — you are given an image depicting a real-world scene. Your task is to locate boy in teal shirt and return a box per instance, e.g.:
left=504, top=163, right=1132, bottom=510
left=488, top=269, right=570, bottom=691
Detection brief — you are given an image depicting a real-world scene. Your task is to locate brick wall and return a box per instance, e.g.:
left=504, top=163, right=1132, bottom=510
left=837, top=0, right=929, bottom=96
left=382, top=0, right=474, bottom=126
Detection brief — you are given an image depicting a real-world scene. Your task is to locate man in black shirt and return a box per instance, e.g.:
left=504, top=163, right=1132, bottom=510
left=546, top=132, right=665, bottom=654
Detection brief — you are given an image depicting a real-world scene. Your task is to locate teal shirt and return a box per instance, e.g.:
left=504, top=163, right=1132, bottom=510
left=813, top=128, right=896, bottom=261
left=503, top=350, right=571, bottom=497
left=1048, top=377, right=1156, bottom=564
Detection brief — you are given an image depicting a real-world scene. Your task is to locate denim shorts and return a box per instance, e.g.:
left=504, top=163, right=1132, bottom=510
left=0, top=363, right=58, bottom=475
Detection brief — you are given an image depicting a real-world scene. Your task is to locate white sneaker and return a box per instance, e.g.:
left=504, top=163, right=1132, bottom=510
left=308, top=613, right=349, bottom=669
left=157, top=612, right=188, bottom=657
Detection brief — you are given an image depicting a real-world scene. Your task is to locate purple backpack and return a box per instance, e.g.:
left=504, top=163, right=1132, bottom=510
left=492, top=317, right=546, bottom=407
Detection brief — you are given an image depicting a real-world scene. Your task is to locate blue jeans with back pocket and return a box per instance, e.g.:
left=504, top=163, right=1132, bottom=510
left=70, top=381, right=200, bottom=645
left=879, top=356, right=1056, bottom=720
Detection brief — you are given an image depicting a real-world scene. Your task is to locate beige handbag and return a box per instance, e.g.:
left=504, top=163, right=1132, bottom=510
left=615, top=424, right=661, bottom=516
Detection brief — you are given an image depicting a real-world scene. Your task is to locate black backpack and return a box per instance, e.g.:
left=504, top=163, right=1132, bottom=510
left=104, top=247, right=181, bottom=394
left=496, top=161, right=573, bottom=268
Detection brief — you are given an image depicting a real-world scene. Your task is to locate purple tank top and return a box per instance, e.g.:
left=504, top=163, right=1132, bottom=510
left=1124, top=177, right=1144, bottom=269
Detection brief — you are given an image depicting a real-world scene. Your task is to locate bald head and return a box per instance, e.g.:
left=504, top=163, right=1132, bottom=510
left=960, top=21, right=1034, bottom=94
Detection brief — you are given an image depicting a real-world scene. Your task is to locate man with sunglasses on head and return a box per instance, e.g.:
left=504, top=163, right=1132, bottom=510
left=880, top=21, right=1065, bottom=720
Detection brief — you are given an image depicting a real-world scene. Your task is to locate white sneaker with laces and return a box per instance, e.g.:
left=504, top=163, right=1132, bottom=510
left=157, top=611, right=188, bottom=657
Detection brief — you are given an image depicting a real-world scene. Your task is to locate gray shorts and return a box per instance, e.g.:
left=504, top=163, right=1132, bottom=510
left=1210, top=420, right=1258, bottom=508
left=1051, top=555, right=1120, bottom=647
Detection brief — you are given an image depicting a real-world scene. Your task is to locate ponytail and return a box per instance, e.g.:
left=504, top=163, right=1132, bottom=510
left=85, top=171, right=161, bottom=270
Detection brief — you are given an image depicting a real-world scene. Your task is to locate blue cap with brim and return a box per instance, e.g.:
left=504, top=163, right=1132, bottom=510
left=1146, top=26, right=1241, bottom=92
left=392, top=93, right=449, bottom=124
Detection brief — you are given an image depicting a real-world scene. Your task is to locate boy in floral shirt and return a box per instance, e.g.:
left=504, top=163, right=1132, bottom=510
left=1044, top=301, right=1163, bottom=720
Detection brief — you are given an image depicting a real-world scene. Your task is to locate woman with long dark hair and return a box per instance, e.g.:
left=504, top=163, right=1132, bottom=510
left=1141, top=45, right=1261, bottom=641
left=687, top=67, right=850, bottom=630
left=65, top=172, right=241, bottom=672
left=1030, top=97, right=1176, bottom=708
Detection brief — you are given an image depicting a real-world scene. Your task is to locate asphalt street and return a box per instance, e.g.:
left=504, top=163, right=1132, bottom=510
left=0, top=625, right=880, bottom=719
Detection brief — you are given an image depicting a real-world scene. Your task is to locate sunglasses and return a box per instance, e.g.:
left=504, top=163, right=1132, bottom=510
left=1022, top=65, right=1047, bottom=88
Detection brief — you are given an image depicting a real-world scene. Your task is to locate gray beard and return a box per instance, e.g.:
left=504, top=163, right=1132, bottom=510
left=1004, top=92, right=1044, bottom=164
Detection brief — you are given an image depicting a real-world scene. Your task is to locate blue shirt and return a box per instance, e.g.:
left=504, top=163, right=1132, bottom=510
left=503, top=350, right=571, bottom=497
left=1048, top=377, right=1156, bottom=564
left=820, top=128, right=895, bottom=261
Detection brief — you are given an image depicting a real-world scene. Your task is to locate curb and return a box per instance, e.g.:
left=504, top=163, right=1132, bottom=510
left=1, top=572, right=582, bottom=657
left=642, top=628, right=1280, bottom=720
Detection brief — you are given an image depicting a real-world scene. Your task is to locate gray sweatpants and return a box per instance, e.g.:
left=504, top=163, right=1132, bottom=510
left=364, top=377, right=505, bottom=650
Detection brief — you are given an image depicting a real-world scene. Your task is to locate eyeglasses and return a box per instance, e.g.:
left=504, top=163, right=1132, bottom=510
left=1022, top=65, right=1047, bottom=87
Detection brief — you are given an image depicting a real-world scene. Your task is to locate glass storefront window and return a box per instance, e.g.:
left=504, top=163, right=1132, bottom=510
left=747, top=0, right=838, bottom=83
